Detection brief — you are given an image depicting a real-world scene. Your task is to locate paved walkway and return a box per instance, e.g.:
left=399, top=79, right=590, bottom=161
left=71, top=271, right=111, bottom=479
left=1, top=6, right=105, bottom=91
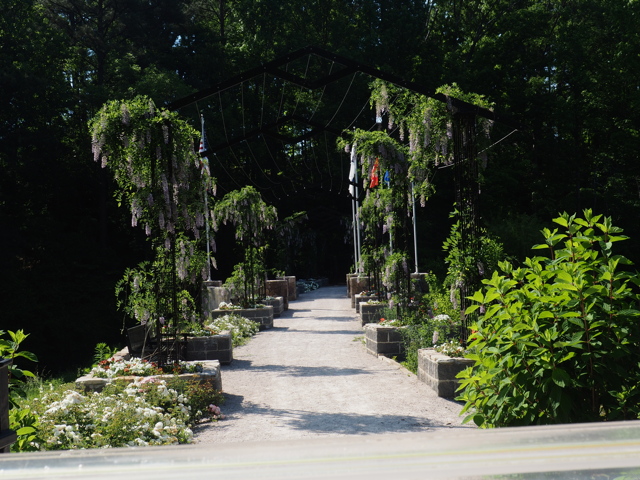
left=194, top=285, right=472, bottom=444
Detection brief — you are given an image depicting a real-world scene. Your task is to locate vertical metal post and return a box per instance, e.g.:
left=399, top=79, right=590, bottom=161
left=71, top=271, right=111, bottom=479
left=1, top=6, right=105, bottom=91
left=352, top=197, right=358, bottom=272
left=355, top=166, right=362, bottom=272
left=201, top=115, right=212, bottom=281
left=411, top=182, right=419, bottom=274
left=204, top=188, right=211, bottom=281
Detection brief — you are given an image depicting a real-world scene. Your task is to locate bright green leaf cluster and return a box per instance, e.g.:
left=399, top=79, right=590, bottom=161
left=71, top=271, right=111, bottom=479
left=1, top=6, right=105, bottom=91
left=457, top=209, right=640, bottom=427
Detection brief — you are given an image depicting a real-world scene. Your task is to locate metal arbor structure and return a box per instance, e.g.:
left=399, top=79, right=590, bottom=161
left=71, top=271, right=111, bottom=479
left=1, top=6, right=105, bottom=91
left=168, top=46, right=520, bottom=342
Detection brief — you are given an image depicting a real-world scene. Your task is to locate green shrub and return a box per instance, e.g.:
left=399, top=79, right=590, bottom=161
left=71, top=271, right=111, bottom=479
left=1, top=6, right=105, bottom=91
left=457, top=210, right=640, bottom=427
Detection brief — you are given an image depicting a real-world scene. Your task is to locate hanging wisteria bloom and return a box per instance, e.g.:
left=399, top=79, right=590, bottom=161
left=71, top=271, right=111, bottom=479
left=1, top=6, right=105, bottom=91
left=121, top=103, right=130, bottom=126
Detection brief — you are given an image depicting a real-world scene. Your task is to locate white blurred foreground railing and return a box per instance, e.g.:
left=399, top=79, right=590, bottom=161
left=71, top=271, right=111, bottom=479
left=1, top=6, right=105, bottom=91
left=1, top=420, right=640, bottom=479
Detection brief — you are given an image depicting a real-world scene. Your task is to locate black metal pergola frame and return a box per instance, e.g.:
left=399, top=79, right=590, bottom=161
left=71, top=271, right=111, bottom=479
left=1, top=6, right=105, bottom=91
left=168, top=46, right=521, bottom=342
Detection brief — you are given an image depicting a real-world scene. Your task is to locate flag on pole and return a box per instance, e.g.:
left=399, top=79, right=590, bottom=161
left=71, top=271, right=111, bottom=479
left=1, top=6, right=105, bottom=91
left=370, top=157, right=380, bottom=189
left=199, top=116, right=211, bottom=177
left=348, top=145, right=357, bottom=197
left=383, top=170, right=390, bottom=187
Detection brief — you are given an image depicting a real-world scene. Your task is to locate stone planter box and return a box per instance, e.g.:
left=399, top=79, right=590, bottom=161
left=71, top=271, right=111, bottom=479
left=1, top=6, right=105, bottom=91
left=75, top=360, right=222, bottom=394
left=263, top=296, right=284, bottom=316
left=417, top=348, right=474, bottom=398
left=266, top=280, right=289, bottom=310
left=349, top=276, right=372, bottom=307
left=410, top=273, right=429, bottom=293
left=186, top=331, right=233, bottom=364
left=364, top=324, right=406, bottom=359
left=346, top=273, right=358, bottom=297
left=354, top=294, right=377, bottom=313
left=210, top=306, right=274, bottom=330
left=202, top=285, right=230, bottom=313
left=360, top=303, right=385, bottom=326
left=279, top=276, right=297, bottom=302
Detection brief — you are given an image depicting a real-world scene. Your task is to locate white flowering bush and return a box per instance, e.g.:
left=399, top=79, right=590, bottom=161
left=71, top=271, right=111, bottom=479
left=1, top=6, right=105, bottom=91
left=31, top=379, right=194, bottom=449
left=435, top=339, right=467, bottom=358
left=217, top=301, right=243, bottom=310
left=90, top=358, right=203, bottom=379
left=90, top=357, right=161, bottom=378
left=205, top=313, right=259, bottom=346
left=378, top=318, right=400, bottom=327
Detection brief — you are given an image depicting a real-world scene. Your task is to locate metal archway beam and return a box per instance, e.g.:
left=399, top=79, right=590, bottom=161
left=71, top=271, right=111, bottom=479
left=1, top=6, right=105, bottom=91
left=208, top=114, right=348, bottom=154
left=167, top=45, right=521, bottom=130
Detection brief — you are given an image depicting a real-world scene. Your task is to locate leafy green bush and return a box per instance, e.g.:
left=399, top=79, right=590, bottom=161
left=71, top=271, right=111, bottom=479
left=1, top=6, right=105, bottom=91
left=457, top=210, right=640, bottom=427
left=1, top=330, right=38, bottom=407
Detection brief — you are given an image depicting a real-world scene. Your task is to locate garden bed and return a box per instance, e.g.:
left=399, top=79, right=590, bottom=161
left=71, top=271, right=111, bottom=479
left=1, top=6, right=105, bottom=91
left=349, top=276, right=372, bottom=307
left=346, top=273, right=358, bottom=297
left=360, top=304, right=384, bottom=326
left=266, top=280, right=288, bottom=310
left=210, top=306, right=274, bottom=330
left=417, top=348, right=474, bottom=398
left=186, top=331, right=233, bottom=364
left=279, top=276, right=297, bottom=302
left=202, top=285, right=231, bottom=312
left=75, top=360, right=222, bottom=393
left=354, top=294, right=377, bottom=313
left=263, top=296, right=284, bottom=316
left=364, top=324, right=406, bottom=359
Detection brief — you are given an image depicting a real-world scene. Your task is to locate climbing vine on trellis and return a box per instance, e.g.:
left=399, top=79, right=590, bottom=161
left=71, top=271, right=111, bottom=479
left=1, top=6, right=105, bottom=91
left=338, top=82, right=497, bottom=325
left=213, top=186, right=277, bottom=307
left=90, top=96, right=216, bottom=334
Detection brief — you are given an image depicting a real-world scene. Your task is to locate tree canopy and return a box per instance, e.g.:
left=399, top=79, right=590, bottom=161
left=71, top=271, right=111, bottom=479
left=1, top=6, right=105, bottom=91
left=2, top=0, right=639, bottom=372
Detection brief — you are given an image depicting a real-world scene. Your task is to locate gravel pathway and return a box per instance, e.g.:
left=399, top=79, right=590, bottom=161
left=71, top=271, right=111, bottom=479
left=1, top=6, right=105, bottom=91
left=194, top=285, right=473, bottom=444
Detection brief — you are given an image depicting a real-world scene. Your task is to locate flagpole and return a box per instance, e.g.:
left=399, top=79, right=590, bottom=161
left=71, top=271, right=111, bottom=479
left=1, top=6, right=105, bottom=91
left=355, top=157, right=362, bottom=273
left=351, top=196, right=358, bottom=273
left=201, top=115, right=211, bottom=281
left=411, top=181, right=419, bottom=274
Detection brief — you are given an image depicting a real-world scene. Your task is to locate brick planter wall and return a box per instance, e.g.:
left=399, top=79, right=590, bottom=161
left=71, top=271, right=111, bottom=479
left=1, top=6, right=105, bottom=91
left=263, top=296, right=284, bottom=316
left=360, top=304, right=384, bottom=326
left=364, top=324, right=406, bottom=359
left=186, top=331, right=233, bottom=364
left=266, top=280, right=289, bottom=310
left=349, top=276, right=372, bottom=307
left=355, top=294, right=377, bottom=313
left=417, top=348, right=474, bottom=398
left=76, top=360, right=222, bottom=393
left=210, top=306, right=274, bottom=330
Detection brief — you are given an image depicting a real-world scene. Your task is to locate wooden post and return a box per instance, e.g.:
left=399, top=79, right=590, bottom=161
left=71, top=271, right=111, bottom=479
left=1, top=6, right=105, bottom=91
left=0, top=358, right=17, bottom=453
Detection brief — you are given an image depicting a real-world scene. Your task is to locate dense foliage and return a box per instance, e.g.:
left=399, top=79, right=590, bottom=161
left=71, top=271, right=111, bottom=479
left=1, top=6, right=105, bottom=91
left=3, top=0, right=640, bottom=372
left=457, top=210, right=640, bottom=427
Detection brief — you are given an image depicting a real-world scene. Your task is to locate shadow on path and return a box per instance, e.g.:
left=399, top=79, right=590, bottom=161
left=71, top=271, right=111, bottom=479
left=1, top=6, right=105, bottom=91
left=224, top=359, right=373, bottom=377
left=200, top=397, right=464, bottom=436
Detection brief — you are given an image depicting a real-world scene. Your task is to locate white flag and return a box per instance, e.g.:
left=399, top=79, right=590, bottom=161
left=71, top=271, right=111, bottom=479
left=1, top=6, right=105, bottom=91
left=348, top=144, right=357, bottom=197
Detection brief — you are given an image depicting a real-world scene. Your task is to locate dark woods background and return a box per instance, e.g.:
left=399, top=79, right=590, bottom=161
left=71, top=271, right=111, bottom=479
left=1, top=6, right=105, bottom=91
left=2, top=0, right=639, bottom=373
